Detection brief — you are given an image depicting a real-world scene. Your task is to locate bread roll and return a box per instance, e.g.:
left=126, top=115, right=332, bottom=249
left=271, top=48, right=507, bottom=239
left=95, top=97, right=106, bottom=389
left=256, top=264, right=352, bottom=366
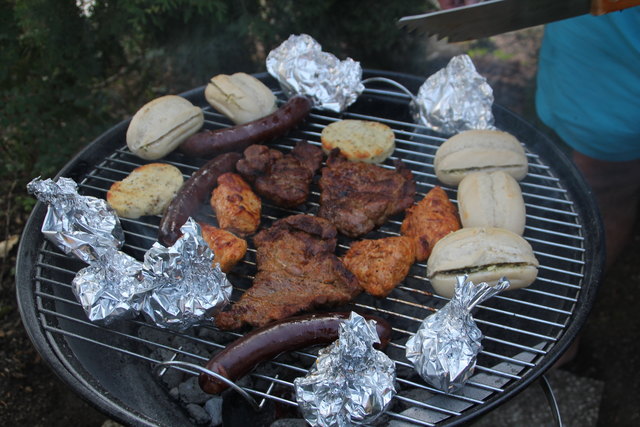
left=433, top=130, right=528, bottom=186
left=205, top=72, right=277, bottom=124
left=107, top=163, right=184, bottom=219
left=320, top=119, right=395, bottom=163
left=458, top=171, right=526, bottom=235
left=426, top=227, right=538, bottom=298
left=127, top=95, right=204, bottom=160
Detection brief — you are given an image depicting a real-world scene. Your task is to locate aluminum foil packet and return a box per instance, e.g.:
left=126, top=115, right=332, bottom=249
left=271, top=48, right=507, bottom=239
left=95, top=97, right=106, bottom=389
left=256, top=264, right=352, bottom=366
left=405, top=275, right=510, bottom=393
left=266, top=33, right=364, bottom=112
left=411, top=54, right=495, bottom=136
left=72, top=248, right=151, bottom=324
left=27, top=177, right=124, bottom=264
left=294, top=312, right=396, bottom=426
left=140, top=219, right=232, bottom=330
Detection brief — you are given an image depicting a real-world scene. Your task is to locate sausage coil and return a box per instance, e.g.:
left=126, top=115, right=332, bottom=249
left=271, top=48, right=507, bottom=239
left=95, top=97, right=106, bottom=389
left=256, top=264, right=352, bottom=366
left=199, top=312, right=392, bottom=394
left=158, top=152, right=242, bottom=246
left=180, top=95, right=312, bottom=158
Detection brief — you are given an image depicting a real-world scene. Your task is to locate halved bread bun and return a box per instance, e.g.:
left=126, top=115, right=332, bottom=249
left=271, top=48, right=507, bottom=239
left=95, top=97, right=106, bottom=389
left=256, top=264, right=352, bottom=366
left=107, top=163, right=184, bottom=219
left=434, top=129, right=528, bottom=186
left=426, top=227, right=538, bottom=298
left=458, top=171, right=526, bottom=235
left=321, top=119, right=395, bottom=163
left=127, top=95, right=204, bottom=160
left=205, top=72, right=277, bottom=124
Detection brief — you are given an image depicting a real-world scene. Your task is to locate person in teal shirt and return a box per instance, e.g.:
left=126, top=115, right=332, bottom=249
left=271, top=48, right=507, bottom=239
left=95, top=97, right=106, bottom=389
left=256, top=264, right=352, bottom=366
left=536, top=7, right=640, bottom=271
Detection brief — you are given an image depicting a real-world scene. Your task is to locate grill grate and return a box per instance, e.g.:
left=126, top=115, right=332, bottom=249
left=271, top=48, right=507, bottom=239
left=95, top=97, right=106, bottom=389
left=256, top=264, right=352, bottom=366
left=25, top=74, right=595, bottom=426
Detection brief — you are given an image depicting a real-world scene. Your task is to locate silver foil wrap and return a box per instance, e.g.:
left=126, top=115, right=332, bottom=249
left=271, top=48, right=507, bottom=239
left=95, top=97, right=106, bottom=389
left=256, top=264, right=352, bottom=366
left=72, top=249, right=151, bottom=324
left=140, top=219, right=232, bottom=330
left=405, top=275, right=510, bottom=393
left=411, top=54, right=495, bottom=136
left=27, top=177, right=124, bottom=264
left=266, top=33, right=364, bottom=112
left=294, top=312, right=396, bottom=426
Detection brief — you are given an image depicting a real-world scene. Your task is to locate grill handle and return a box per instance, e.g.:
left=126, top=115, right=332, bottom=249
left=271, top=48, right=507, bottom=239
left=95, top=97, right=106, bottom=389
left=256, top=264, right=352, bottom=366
left=539, top=374, right=563, bottom=427
left=154, top=360, right=261, bottom=411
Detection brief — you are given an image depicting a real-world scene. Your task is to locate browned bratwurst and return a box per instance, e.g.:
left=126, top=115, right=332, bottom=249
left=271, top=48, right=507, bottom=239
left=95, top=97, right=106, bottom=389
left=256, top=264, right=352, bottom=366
left=180, top=95, right=313, bottom=158
left=158, top=152, right=242, bottom=246
left=199, top=312, right=392, bottom=394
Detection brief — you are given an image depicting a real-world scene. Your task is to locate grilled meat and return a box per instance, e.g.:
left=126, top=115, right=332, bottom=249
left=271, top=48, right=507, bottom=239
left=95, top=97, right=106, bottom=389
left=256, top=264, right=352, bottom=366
left=215, top=214, right=361, bottom=330
left=400, top=186, right=461, bottom=261
left=199, top=223, right=248, bottom=273
left=210, top=172, right=261, bottom=237
left=318, top=149, right=416, bottom=237
left=236, top=141, right=323, bottom=208
left=342, top=236, right=416, bottom=297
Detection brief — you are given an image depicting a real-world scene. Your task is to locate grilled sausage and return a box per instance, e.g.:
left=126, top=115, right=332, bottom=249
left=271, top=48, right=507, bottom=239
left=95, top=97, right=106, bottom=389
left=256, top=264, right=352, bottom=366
left=158, top=152, right=242, bottom=246
left=180, top=95, right=313, bottom=158
left=199, top=312, right=392, bottom=394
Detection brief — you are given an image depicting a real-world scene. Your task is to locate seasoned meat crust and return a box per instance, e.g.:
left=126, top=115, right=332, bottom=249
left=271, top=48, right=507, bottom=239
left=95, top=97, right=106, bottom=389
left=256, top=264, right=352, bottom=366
left=236, top=141, right=323, bottom=208
left=400, top=186, right=461, bottom=262
left=215, top=214, right=361, bottom=330
left=343, top=236, right=416, bottom=297
left=318, top=149, right=416, bottom=237
left=210, top=172, right=261, bottom=237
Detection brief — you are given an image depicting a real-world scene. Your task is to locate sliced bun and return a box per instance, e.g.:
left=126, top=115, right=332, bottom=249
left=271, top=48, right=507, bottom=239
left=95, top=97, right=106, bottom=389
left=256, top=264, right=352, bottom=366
left=434, top=129, right=528, bottom=186
left=321, top=119, right=395, bottom=163
left=426, top=227, right=538, bottom=298
left=205, top=72, right=277, bottom=124
left=107, top=163, right=184, bottom=218
left=458, top=171, right=526, bottom=235
left=127, top=95, right=204, bottom=160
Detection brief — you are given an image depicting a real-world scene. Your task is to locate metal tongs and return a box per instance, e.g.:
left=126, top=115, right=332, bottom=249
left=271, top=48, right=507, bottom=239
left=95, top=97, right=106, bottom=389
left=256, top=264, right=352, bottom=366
left=398, top=0, right=640, bottom=42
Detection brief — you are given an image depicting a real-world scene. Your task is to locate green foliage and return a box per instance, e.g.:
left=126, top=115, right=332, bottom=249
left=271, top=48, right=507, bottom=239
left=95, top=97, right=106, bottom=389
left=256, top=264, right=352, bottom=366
left=1, top=0, right=432, bottom=219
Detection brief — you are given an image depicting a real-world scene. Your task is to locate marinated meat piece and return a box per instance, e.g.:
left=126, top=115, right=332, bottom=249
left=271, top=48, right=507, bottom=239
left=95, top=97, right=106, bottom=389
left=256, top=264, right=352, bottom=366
left=236, top=141, right=323, bottom=208
left=318, top=149, right=416, bottom=237
left=400, top=186, right=461, bottom=262
left=215, top=214, right=361, bottom=330
left=199, top=223, right=248, bottom=273
left=210, top=172, right=261, bottom=237
left=343, top=236, right=416, bottom=298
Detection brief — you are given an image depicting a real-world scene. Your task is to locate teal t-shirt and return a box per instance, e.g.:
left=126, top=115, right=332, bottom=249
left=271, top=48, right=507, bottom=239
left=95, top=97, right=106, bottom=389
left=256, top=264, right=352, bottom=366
left=535, top=8, right=640, bottom=161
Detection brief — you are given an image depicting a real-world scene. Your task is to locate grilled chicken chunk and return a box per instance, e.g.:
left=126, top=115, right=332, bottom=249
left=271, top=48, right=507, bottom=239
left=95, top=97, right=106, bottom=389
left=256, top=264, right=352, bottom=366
left=199, top=223, right=248, bottom=273
left=215, top=214, right=361, bottom=330
left=318, top=149, right=416, bottom=237
left=343, top=236, right=416, bottom=297
left=236, top=141, right=323, bottom=208
left=400, top=186, right=461, bottom=262
left=210, top=172, right=261, bottom=237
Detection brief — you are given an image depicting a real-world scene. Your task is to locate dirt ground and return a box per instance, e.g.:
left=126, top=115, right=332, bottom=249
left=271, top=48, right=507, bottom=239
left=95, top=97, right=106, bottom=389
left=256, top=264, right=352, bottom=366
left=2, top=27, right=639, bottom=426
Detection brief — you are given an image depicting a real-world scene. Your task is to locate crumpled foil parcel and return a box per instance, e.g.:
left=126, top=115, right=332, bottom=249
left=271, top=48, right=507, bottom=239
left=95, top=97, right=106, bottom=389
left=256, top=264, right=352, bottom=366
left=405, top=275, right=510, bottom=393
left=28, top=177, right=231, bottom=328
left=294, top=312, right=396, bottom=426
left=266, top=33, right=364, bottom=113
left=411, top=54, right=496, bottom=136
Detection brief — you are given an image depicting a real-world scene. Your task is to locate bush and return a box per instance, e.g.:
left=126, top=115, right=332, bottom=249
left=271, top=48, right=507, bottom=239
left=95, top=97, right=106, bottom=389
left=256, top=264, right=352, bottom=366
left=0, top=0, right=432, bottom=202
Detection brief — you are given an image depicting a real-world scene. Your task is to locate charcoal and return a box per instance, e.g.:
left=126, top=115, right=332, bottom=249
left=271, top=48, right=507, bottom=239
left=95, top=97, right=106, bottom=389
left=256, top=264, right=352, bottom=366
left=178, top=377, right=211, bottom=405
left=204, top=397, right=223, bottom=426
left=186, top=403, right=210, bottom=425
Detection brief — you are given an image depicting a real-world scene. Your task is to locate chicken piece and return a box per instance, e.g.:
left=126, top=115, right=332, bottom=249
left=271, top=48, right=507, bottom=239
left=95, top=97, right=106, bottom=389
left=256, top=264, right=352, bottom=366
left=318, top=149, right=416, bottom=238
left=215, top=214, right=361, bottom=330
left=236, top=141, right=324, bottom=208
left=400, top=186, right=461, bottom=262
left=343, top=236, right=416, bottom=297
left=210, top=172, right=261, bottom=236
left=199, top=223, right=248, bottom=273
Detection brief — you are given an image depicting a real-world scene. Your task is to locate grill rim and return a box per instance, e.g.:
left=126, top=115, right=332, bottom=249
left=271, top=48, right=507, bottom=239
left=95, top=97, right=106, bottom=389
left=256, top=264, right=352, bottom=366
left=16, top=69, right=604, bottom=426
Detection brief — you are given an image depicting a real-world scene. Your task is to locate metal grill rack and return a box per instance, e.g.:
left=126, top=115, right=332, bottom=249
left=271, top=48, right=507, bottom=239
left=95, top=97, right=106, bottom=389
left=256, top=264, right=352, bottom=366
left=17, top=71, right=602, bottom=426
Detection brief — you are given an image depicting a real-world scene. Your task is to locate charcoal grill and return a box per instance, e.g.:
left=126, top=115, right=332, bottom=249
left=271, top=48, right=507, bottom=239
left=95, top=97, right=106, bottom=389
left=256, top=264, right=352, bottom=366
left=16, top=70, right=603, bottom=426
